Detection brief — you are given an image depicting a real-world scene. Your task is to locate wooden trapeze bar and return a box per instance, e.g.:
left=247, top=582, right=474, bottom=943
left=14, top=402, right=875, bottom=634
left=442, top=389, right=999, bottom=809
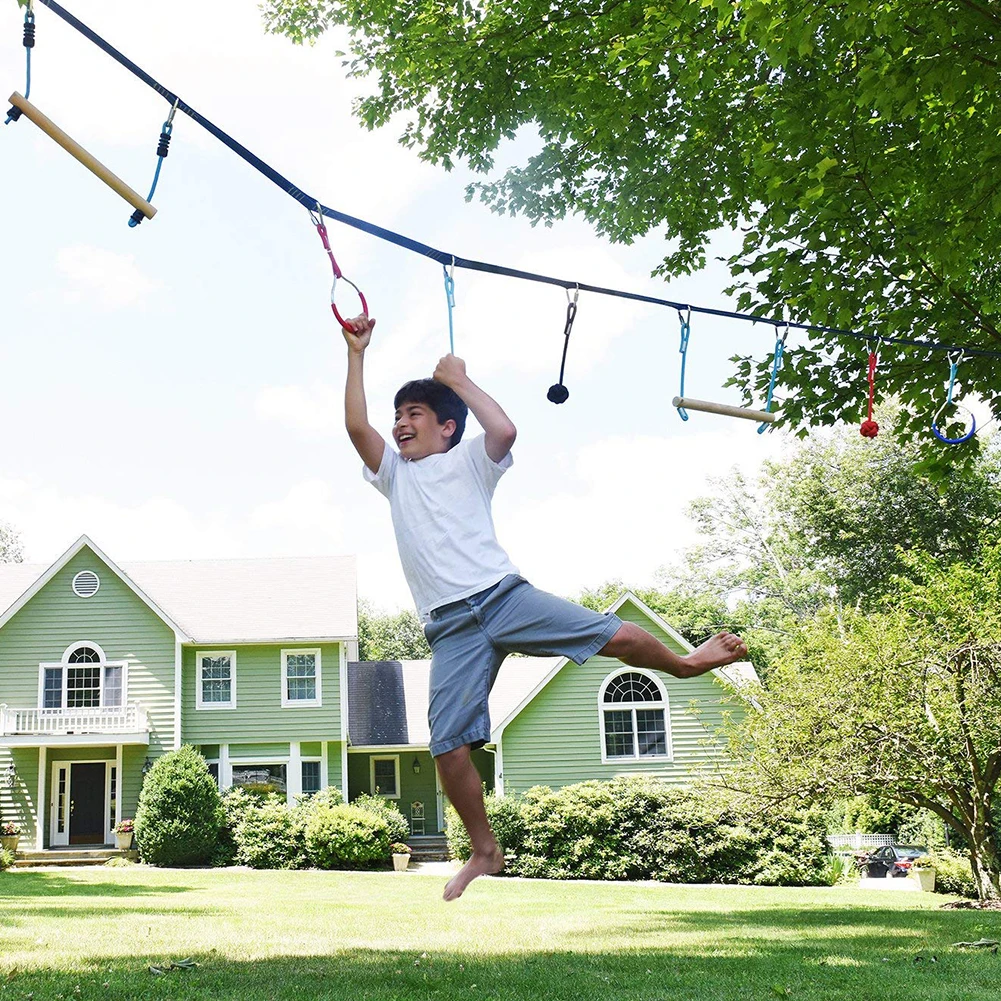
left=672, top=396, right=777, bottom=423
left=8, top=91, right=156, bottom=221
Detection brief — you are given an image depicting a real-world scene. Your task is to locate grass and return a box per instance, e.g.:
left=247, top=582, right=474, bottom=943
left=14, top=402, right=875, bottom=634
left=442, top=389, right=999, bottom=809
left=1, top=866, right=1000, bottom=1000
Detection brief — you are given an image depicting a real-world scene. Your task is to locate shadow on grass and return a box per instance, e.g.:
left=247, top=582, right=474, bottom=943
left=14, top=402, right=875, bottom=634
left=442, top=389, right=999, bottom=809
left=0, top=872, right=194, bottom=898
left=3, top=942, right=1001, bottom=1001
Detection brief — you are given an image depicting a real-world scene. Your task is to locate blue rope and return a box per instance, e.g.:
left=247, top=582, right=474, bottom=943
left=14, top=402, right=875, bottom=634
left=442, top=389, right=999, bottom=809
left=676, top=309, right=691, bottom=421
left=757, top=331, right=787, bottom=434
left=128, top=118, right=171, bottom=227
left=4, top=8, right=34, bottom=125
left=442, top=262, right=456, bottom=354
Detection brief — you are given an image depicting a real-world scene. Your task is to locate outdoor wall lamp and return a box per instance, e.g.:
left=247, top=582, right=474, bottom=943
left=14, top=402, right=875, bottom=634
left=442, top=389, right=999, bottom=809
left=4, top=761, right=15, bottom=789
left=412, top=757, right=421, bottom=775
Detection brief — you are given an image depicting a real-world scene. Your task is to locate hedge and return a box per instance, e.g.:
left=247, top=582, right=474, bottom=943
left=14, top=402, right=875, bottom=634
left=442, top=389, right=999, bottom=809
left=447, top=777, right=829, bottom=886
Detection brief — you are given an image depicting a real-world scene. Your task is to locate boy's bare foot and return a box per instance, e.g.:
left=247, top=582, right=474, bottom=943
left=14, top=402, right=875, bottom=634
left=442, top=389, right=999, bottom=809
left=443, top=847, right=505, bottom=901
left=680, top=631, right=748, bottom=676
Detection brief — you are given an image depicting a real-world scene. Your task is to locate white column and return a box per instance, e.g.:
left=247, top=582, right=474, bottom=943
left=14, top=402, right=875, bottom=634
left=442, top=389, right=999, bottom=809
left=320, top=741, right=330, bottom=792
left=115, top=744, right=123, bottom=829
left=36, top=746, right=46, bottom=850
left=287, top=742, right=302, bottom=804
left=173, top=637, right=183, bottom=750
left=220, top=743, right=231, bottom=789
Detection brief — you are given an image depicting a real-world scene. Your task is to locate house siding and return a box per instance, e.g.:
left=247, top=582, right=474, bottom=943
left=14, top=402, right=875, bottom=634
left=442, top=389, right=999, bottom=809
left=499, top=601, right=743, bottom=795
left=0, top=548, right=177, bottom=754
left=347, top=749, right=441, bottom=834
left=181, top=644, right=344, bottom=744
left=0, top=747, right=39, bottom=842
left=0, top=547, right=177, bottom=844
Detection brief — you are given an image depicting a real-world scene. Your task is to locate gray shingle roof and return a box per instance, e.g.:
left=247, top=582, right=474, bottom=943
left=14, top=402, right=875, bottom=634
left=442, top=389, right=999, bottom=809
left=0, top=551, right=357, bottom=643
left=348, top=656, right=561, bottom=747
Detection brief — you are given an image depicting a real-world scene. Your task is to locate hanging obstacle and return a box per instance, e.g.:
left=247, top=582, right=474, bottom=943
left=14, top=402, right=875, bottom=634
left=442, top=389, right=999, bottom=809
left=860, top=350, right=879, bottom=438
left=443, top=257, right=456, bottom=354
left=547, top=285, right=578, bottom=404
left=6, top=92, right=156, bottom=221
left=309, top=203, right=369, bottom=330
left=672, top=309, right=779, bottom=425
left=931, top=351, right=977, bottom=444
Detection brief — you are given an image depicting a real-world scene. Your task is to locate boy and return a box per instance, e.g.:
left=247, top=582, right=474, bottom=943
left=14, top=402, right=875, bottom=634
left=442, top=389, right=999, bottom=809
left=341, top=315, right=748, bottom=900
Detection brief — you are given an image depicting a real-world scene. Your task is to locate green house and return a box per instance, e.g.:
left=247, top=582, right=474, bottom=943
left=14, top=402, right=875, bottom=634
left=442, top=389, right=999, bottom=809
left=0, top=537, right=755, bottom=851
left=348, top=593, right=756, bottom=834
left=0, top=536, right=357, bottom=851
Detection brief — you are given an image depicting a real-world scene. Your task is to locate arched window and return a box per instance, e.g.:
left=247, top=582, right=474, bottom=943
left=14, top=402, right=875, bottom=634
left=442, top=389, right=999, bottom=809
left=40, top=643, right=124, bottom=710
left=599, top=669, right=671, bottom=761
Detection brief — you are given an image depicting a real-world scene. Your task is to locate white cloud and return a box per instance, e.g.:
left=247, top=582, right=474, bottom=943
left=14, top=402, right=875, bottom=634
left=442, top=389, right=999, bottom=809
left=497, top=428, right=787, bottom=598
left=255, top=384, right=340, bottom=436
left=55, top=245, right=163, bottom=309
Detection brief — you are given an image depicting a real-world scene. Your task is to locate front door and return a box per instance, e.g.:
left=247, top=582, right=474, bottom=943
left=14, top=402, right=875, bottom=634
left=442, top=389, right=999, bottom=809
left=69, top=763, right=106, bottom=845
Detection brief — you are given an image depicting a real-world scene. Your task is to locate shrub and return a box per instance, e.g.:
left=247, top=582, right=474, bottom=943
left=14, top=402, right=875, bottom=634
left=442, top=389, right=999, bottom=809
left=234, top=799, right=308, bottom=869
left=305, top=804, right=391, bottom=869
left=134, top=746, right=223, bottom=866
left=0, top=847, right=13, bottom=871
left=446, top=793, right=527, bottom=862
left=351, top=793, right=410, bottom=845
left=926, top=848, right=977, bottom=898
left=446, top=778, right=829, bottom=886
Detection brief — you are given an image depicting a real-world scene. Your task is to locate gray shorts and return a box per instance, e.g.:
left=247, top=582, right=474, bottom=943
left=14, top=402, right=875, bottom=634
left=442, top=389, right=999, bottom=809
left=424, top=574, right=622, bottom=757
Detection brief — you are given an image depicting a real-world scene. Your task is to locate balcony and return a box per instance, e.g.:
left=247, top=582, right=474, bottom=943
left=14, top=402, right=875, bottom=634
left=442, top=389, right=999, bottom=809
left=0, top=702, right=150, bottom=747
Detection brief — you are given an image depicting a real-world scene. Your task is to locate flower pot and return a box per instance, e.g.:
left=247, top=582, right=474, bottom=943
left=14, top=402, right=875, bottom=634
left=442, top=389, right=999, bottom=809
left=909, top=868, right=935, bottom=892
left=0, top=835, right=19, bottom=854
left=392, top=852, right=410, bottom=872
left=115, top=832, right=134, bottom=851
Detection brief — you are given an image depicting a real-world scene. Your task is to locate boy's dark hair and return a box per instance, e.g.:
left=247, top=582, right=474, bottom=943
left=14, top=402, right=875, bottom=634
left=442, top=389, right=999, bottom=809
left=394, top=379, right=468, bottom=448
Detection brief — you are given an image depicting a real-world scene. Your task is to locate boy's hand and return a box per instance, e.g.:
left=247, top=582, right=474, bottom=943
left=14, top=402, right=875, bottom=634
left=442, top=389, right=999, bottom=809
left=342, top=315, right=376, bottom=354
left=433, top=354, right=468, bottom=389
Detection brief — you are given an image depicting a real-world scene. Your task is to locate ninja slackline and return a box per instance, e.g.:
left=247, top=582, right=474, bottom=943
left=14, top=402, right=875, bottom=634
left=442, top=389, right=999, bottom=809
left=6, top=0, right=1001, bottom=426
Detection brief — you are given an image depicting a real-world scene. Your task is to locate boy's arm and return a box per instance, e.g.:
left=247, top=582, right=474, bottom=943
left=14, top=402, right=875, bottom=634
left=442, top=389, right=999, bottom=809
left=342, top=316, right=387, bottom=474
left=434, top=355, right=516, bottom=463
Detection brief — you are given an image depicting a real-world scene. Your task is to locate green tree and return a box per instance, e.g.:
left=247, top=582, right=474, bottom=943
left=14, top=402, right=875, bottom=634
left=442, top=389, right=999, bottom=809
left=675, top=410, right=1001, bottom=608
left=357, top=600, right=430, bottom=661
left=262, top=0, right=1001, bottom=453
left=724, top=541, right=1001, bottom=900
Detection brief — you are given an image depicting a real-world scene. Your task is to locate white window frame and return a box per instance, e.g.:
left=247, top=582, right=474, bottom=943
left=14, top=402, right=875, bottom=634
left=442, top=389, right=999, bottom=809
left=300, top=757, right=323, bottom=797
left=597, top=667, right=673, bottom=764
left=228, top=758, right=290, bottom=802
left=38, top=642, right=129, bottom=710
left=280, top=648, right=322, bottom=708
left=195, top=650, right=237, bottom=710
left=370, top=755, right=401, bottom=799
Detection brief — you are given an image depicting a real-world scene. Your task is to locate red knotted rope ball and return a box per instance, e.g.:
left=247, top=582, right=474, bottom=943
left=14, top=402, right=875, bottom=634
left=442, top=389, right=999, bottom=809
left=859, top=419, right=879, bottom=438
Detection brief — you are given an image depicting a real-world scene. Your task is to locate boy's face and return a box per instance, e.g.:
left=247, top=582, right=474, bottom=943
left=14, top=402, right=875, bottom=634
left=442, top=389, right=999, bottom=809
left=393, top=401, right=455, bottom=460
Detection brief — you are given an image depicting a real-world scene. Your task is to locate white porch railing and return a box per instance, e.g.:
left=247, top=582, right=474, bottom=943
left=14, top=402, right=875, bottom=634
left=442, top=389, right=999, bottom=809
left=0, top=702, right=148, bottom=736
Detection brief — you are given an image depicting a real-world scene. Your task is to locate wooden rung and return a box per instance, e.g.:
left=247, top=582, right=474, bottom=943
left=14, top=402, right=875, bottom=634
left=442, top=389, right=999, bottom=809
left=672, top=396, right=776, bottom=422
left=8, top=92, right=156, bottom=220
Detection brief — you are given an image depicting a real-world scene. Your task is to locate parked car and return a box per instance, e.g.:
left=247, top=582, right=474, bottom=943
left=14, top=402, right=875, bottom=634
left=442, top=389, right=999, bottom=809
left=858, top=844, right=929, bottom=878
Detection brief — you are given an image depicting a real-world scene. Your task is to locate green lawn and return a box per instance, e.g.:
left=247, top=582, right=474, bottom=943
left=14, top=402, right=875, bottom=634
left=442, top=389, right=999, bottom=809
left=1, top=867, right=999, bottom=1000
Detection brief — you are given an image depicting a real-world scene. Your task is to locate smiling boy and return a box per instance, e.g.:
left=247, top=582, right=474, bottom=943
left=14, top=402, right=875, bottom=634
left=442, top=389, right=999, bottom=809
left=341, top=314, right=748, bottom=900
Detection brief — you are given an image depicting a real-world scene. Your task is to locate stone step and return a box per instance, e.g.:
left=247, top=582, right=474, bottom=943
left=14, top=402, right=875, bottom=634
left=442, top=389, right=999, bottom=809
left=13, top=849, right=138, bottom=868
left=408, top=837, right=449, bottom=862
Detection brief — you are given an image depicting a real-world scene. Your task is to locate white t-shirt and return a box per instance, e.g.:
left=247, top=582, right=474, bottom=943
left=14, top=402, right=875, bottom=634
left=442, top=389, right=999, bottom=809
left=363, top=434, right=520, bottom=620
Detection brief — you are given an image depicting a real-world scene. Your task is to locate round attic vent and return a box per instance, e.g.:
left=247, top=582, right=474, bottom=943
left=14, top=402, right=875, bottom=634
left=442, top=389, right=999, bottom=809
left=71, top=570, right=101, bottom=598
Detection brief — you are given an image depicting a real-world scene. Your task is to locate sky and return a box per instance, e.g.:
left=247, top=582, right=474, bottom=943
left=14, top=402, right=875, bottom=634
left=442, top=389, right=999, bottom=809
left=0, top=0, right=795, bottom=611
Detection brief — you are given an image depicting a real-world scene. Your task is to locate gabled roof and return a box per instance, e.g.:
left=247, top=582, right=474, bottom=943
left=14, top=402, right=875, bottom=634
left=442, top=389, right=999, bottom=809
left=0, top=536, right=358, bottom=644
left=0, top=535, right=190, bottom=639
left=348, top=657, right=560, bottom=748
left=489, top=590, right=760, bottom=738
